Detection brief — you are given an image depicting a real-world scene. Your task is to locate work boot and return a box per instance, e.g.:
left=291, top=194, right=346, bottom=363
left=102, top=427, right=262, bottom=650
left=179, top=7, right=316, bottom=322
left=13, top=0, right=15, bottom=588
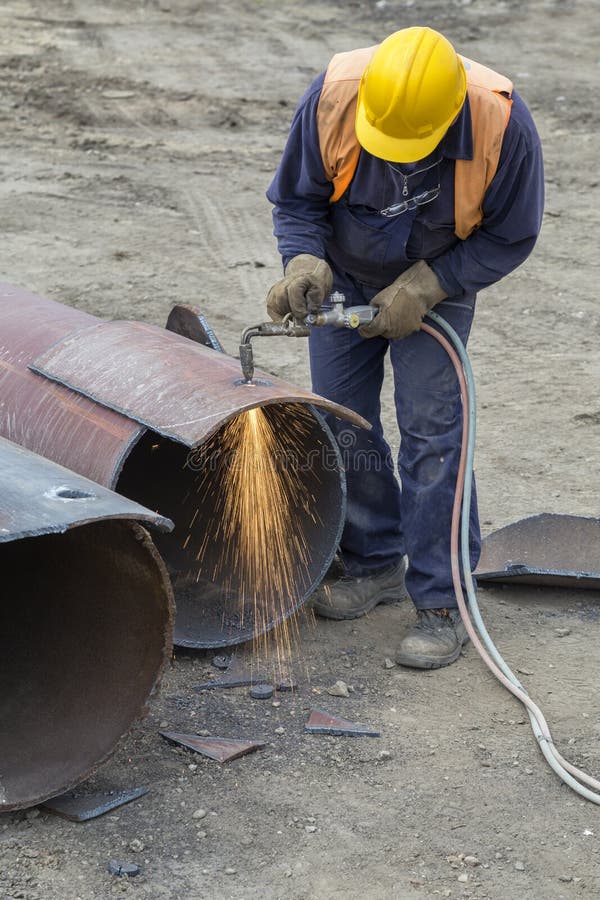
left=312, top=558, right=408, bottom=621
left=395, top=608, right=468, bottom=669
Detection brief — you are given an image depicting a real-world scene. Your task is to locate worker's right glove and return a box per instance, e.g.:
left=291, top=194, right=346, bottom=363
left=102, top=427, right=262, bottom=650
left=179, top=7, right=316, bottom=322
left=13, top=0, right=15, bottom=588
left=266, top=254, right=333, bottom=322
left=359, top=260, right=447, bottom=341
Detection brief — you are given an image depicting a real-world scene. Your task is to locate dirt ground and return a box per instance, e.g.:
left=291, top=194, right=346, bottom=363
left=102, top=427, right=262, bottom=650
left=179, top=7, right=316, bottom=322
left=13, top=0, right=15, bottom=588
left=1, top=0, right=600, bottom=898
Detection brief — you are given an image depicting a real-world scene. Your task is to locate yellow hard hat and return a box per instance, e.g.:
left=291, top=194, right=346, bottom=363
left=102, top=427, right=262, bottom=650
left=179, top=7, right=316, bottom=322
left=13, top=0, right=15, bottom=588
left=355, top=27, right=467, bottom=163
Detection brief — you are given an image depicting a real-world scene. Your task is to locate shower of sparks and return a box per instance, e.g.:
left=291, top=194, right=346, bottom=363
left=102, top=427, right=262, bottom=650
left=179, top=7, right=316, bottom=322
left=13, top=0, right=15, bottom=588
left=183, top=404, right=324, bottom=679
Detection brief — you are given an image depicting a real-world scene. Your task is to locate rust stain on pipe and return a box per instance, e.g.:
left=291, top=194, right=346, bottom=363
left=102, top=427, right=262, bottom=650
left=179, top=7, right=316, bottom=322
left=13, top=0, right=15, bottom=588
left=0, top=285, right=143, bottom=486
left=0, top=437, right=174, bottom=811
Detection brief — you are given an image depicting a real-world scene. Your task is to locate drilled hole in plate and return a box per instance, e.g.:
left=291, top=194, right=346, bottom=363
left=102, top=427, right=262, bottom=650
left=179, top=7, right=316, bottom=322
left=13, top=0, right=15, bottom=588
left=50, top=486, right=96, bottom=500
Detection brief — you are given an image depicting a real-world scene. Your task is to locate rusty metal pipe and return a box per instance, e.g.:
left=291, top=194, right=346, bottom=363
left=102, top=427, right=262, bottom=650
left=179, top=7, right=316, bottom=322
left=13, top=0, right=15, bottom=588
left=0, top=437, right=174, bottom=811
left=0, top=285, right=363, bottom=648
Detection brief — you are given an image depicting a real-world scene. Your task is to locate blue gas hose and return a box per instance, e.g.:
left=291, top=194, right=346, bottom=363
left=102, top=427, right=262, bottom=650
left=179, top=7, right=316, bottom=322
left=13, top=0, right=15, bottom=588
left=425, top=310, right=600, bottom=804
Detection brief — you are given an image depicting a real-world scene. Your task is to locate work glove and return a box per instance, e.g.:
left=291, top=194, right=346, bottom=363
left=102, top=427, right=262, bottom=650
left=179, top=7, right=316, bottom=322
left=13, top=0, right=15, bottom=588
left=266, top=254, right=333, bottom=322
left=359, top=260, right=447, bottom=340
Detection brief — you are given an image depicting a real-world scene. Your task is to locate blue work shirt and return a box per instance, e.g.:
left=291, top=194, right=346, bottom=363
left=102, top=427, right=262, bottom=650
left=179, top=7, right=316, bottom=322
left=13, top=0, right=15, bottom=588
left=267, top=70, right=544, bottom=295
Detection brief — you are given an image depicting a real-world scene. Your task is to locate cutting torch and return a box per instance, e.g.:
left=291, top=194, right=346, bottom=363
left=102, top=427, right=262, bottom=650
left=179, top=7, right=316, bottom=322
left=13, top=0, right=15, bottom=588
left=239, top=291, right=376, bottom=383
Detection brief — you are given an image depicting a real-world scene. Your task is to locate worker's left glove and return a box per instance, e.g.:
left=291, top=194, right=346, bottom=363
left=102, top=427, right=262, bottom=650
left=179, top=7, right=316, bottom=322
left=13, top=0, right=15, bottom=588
left=359, top=260, right=447, bottom=340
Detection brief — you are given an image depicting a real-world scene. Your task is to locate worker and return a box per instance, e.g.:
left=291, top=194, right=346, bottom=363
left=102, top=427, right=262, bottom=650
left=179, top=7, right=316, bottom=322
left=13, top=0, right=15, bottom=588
left=265, top=27, right=544, bottom=668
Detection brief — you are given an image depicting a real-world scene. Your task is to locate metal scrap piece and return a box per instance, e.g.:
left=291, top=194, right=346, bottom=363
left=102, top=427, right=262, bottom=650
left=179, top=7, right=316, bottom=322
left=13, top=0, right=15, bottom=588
left=305, top=709, right=380, bottom=737
left=276, top=679, right=298, bottom=693
left=250, top=684, right=274, bottom=700
left=474, top=514, right=600, bottom=589
left=41, top=787, right=149, bottom=822
left=107, top=860, right=140, bottom=877
left=160, top=732, right=265, bottom=762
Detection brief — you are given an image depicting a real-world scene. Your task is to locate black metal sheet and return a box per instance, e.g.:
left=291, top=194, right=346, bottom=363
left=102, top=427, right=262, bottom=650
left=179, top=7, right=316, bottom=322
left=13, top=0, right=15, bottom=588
left=42, top=787, right=149, bottom=821
left=165, top=304, right=224, bottom=352
left=475, top=513, right=600, bottom=589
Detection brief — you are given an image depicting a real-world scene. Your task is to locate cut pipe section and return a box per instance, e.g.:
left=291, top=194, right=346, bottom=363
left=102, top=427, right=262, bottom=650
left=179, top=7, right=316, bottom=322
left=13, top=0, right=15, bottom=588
left=0, top=437, right=174, bottom=811
left=0, top=285, right=362, bottom=648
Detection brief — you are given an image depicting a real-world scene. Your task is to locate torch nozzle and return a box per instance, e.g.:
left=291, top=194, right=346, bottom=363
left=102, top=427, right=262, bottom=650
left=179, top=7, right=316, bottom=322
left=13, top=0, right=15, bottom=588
left=239, top=341, right=255, bottom=383
left=239, top=317, right=310, bottom=383
left=238, top=294, right=378, bottom=382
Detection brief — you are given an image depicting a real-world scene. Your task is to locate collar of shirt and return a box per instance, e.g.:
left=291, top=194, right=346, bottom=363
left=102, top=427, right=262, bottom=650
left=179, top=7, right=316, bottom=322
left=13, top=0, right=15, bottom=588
left=439, top=94, right=473, bottom=161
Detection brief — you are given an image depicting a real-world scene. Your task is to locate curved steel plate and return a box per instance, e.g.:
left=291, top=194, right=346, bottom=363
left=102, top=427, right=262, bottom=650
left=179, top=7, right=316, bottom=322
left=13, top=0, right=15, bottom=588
left=30, top=320, right=370, bottom=447
left=0, top=436, right=173, bottom=542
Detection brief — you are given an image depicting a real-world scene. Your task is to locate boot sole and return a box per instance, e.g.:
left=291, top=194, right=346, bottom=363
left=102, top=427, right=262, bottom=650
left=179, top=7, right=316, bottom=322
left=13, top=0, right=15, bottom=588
left=313, top=586, right=409, bottom=621
left=395, top=641, right=468, bottom=670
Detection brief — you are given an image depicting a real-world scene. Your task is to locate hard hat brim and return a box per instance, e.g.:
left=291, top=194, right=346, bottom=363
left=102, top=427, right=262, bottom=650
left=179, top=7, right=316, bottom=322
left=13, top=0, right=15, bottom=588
left=355, top=100, right=454, bottom=163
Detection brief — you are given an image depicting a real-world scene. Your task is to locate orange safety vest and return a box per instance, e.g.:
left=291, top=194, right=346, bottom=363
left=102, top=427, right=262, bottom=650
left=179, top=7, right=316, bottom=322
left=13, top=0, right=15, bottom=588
left=316, top=46, right=513, bottom=240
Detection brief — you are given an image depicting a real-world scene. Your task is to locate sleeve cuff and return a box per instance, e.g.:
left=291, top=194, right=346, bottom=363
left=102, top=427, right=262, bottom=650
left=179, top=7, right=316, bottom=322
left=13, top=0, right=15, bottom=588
left=428, top=257, right=464, bottom=299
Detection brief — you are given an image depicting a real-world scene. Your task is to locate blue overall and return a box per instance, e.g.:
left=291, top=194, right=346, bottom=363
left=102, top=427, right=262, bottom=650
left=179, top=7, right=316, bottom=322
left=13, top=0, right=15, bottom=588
left=267, top=70, right=544, bottom=610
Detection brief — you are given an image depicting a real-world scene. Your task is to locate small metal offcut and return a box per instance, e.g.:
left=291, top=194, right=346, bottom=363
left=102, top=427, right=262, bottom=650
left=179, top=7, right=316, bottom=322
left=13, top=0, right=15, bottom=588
left=305, top=709, right=380, bottom=737
left=160, top=732, right=265, bottom=763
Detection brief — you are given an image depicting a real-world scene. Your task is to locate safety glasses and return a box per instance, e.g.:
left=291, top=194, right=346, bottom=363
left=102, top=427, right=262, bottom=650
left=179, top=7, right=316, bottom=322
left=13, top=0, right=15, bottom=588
left=378, top=184, right=440, bottom=218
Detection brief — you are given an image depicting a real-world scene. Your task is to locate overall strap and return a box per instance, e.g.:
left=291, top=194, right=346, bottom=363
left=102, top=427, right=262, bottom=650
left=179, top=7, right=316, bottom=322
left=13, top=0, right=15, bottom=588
left=455, top=56, right=513, bottom=238
left=316, top=46, right=377, bottom=202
